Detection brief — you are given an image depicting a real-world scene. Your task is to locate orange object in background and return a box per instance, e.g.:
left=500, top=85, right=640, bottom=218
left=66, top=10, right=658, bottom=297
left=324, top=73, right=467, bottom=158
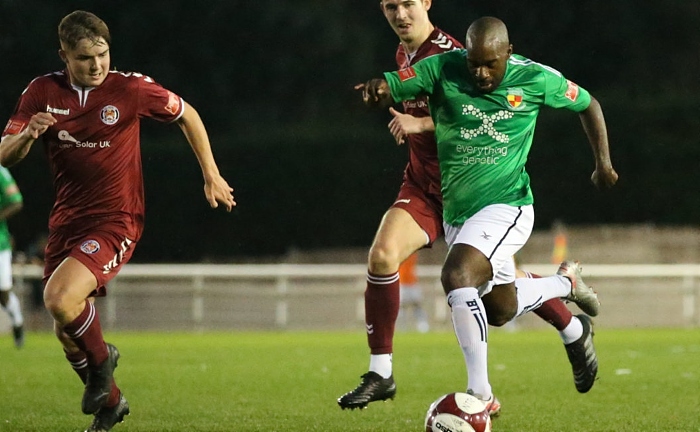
left=551, top=221, right=568, bottom=264
left=399, top=252, right=419, bottom=285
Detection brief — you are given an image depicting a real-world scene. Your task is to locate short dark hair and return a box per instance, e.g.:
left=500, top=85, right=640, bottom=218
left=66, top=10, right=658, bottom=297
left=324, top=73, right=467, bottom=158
left=58, top=10, right=111, bottom=50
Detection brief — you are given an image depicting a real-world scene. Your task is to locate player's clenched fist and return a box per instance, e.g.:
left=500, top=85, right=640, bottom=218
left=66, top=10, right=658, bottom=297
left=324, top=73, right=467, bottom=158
left=25, top=112, right=57, bottom=139
left=591, top=166, right=618, bottom=189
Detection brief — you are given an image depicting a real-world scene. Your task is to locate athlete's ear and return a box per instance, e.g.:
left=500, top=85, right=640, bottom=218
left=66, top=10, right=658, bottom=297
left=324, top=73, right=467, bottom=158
left=424, top=0, right=433, bottom=11
left=58, top=49, right=67, bottom=64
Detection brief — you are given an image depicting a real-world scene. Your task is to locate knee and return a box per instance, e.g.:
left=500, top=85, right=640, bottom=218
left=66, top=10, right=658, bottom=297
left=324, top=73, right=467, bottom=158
left=43, top=286, right=69, bottom=319
left=482, top=289, right=517, bottom=326
left=441, top=262, right=471, bottom=294
left=485, top=305, right=516, bottom=327
left=368, top=243, right=401, bottom=274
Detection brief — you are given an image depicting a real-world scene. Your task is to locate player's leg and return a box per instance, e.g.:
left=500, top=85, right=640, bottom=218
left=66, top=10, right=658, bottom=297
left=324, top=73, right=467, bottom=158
left=519, top=271, right=598, bottom=392
left=516, top=269, right=578, bottom=334
left=55, top=320, right=89, bottom=383
left=44, top=257, right=121, bottom=415
left=442, top=204, right=538, bottom=417
left=483, top=260, right=599, bottom=326
left=482, top=271, right=572, bottom=327
left=44, top=228, right=135, bottom=424
left=367, top=207, right=427, bottom=372
left=483, top=266, right=599, bottom=392
left=338, top=207, right=428, bottom=409
left=442, top=243, right=494, bottom=401
left=0, top=249, right=24, bottom=348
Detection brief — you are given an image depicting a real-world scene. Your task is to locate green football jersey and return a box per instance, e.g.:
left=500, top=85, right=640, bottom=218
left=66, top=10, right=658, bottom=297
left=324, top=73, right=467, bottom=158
left=0, top=166, right=23, bottom=251
left=385, top=51, right=591, bottom=225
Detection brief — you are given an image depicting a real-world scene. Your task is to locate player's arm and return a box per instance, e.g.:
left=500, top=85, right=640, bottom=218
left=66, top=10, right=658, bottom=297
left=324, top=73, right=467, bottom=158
left=0, top=201, right=22, bottom=221
left=176, top=101, right=236, bottom=212
left=578, top=96, right=618, bottom=189
left=388, top=107, right=435, bottom=145
left=357, top=56, right=441, bottom=110
left=0, top=113, right=57, bottom=167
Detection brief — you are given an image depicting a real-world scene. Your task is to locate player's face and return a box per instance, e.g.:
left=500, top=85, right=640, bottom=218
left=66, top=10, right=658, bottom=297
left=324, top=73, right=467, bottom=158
left=466, top=42, right=512, bottom=93
left=59, top=37, right=111, bottom=88
left=381, top=0, right=432, bottom=46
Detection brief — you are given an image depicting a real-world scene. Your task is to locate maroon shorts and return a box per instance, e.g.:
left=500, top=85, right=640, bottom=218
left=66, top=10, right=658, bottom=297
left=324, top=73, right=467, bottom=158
left=43, top=222, right=138, bottom=297
left=391, top=181, right=444, bottom=245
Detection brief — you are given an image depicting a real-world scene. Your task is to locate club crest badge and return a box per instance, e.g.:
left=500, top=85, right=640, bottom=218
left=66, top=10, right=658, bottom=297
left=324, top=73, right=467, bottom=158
left=506, top=88, right=524, bottom=110
left=80, top=240, right=101, bottom=254
left=100, top=105, right=120, bottom=125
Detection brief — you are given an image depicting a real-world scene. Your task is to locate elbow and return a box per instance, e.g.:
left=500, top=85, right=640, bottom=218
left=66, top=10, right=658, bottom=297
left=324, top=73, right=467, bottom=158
left=587, top=96, right=600, bottom=112
left=580, top=96, right=604, bottom=123
left=0, top=152, right=11, bottom=168
left=0, top=152, right=18, bottom=168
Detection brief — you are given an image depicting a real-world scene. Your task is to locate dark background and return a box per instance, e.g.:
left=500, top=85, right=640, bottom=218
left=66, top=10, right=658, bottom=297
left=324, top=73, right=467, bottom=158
left=1, top=1, right=699, bottom=262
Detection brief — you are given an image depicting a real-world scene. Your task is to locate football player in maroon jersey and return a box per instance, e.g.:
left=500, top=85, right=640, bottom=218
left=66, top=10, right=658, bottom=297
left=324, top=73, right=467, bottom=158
left=0, top=10, right=234, bottom=432
left=338, top=0, right=599, bottom=412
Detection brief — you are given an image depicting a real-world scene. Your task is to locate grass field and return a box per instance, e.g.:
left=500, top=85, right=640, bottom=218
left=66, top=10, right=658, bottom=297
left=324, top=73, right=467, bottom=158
left=0, top=328, right=699, bottom=431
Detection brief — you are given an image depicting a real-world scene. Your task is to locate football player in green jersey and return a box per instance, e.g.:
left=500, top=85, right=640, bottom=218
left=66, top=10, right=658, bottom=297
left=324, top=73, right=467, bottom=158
left=360, top=16, right=618, bottom=405
left=0, top=166, right=25, bottom=348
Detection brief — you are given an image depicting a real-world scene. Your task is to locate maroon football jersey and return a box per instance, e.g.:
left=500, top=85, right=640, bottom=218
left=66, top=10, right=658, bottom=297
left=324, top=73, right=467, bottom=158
left=2, top=70, right=184, bottom=237
left=395, top=28, right=463, bottom=198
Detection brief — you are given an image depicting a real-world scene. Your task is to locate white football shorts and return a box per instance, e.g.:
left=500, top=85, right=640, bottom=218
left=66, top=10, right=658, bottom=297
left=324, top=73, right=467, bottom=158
left=0, top=249, right=13, bottom=291
left=443, top=204, right=534, bottom=296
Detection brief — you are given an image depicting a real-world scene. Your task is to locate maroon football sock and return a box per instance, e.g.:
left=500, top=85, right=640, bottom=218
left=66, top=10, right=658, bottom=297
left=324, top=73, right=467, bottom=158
left=534, top=298, right=573, bottom=331
left=105, top=378, right=121, bottom=407
left=63, top=301, right=109, bottom=367
left=365, top=271, right=401, bottom=355
left=527, top=272, right=573, bottom=330
left=527, top=272, right=574, bottom=331
left=64, top=349, right=89, bottom=384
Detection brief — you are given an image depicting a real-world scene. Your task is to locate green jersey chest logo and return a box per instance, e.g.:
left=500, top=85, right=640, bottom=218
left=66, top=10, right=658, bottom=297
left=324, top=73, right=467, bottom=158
left=460, top=104, right=514, bottom=143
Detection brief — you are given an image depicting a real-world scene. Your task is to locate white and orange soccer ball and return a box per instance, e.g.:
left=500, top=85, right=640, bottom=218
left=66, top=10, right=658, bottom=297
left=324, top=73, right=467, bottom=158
left=424, top=392, right=492, bottom=432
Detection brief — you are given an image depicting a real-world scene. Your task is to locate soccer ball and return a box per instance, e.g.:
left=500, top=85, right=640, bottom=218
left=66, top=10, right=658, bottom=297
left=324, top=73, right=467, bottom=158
left=424, top=392, right=492, bottom=432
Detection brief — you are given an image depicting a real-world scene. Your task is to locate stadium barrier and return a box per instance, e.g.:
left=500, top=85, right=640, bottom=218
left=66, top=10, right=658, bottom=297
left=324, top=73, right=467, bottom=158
left=9, top=263, right=700, bottom=331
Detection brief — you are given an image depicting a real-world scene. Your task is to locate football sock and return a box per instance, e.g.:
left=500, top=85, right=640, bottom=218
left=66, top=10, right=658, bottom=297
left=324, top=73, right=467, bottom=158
left=559, top=315, right=584, bottom=345
left=63, top=301, right=109, bottom=367
left=513, top=275, right=570, bottom=318
left=523, top=272, right=574, bottom=331
left=2, top=292, right=24, bottom=327
left=365, top=271, right=400, bottom=356
left=447, top=287, right=491, bottom=400
left=534, top=299, right=574, bottom=331
left=106, top=379, right=121, bottom=407
left=369, top=354, right=393, bottom=379
left=64, top=349, right=89, bottom=384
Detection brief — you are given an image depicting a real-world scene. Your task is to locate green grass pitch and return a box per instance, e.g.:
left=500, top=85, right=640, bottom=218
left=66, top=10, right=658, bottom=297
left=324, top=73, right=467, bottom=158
left=1, top=328, right=699, bottom=431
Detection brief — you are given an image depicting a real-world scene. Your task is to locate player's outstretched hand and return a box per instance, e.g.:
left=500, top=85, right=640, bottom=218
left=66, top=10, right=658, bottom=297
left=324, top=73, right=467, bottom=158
left=354, top=79, right=391, bottom=108
left=25, top=112, right=57, bottom=139
left=591, top=165, right=618, bottom=189
left=388, top=107, right=432, bottom=145
left=204, top=175, right=236, bottom=212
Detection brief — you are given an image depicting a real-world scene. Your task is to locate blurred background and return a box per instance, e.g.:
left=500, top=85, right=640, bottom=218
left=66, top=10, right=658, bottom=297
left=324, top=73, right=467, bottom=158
left=2, top=1, right=700, bottom=333
left=1, top=0, right=698, bottom=263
